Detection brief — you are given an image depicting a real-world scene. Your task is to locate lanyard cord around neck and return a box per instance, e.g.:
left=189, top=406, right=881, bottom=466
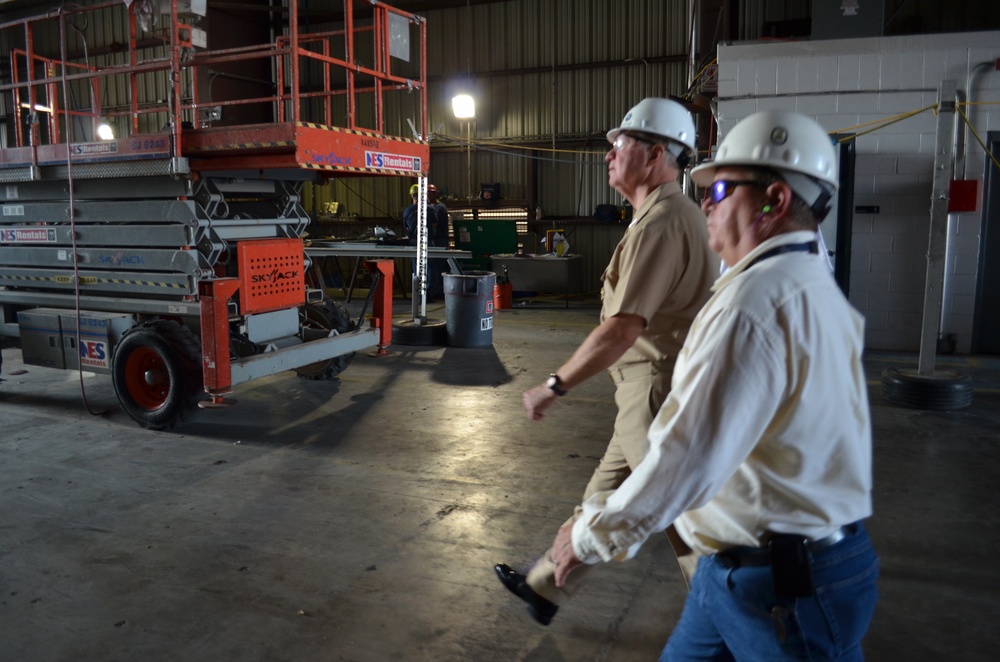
left=745, top=241, right=819, bottom=271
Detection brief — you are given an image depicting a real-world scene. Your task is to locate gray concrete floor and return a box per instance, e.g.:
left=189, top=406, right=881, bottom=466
left=1, top=299, right=998, bottom=661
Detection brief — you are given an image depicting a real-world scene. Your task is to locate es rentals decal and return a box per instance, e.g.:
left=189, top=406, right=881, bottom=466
left=1, top=227, right=57, bottom=242
left=78, top=316, right=112, bottom=369
left=364, top=150, right=421, bottom=172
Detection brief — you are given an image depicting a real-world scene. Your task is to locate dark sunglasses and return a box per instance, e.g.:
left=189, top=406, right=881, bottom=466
left=704, top=179, right=762, bottom=205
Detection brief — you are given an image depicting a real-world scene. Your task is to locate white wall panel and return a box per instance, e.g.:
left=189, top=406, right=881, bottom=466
left=716, top=31, right=1000, bottom=353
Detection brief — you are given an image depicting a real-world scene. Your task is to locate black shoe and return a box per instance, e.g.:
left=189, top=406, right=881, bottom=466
left=494, top=563, right=558, bottom=626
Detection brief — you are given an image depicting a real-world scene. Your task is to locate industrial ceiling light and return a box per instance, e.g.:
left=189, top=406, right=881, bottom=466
left=452, top=94, right=475, bottom=119
left=19, top=102, right=53, bottom=113
left=97, top=120, right=114, bottom=140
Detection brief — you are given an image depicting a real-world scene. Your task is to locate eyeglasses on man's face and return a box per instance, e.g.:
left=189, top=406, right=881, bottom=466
left=610, top=132, right=659, bottom=153
left=703, top=179, right=762, bottom=206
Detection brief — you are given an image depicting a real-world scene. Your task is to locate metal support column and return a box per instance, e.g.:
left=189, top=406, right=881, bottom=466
left=881, top=79, right=973, bottom=411
left=410, top=176, right=429, bottom=322
left=918, top=80, right=956, bottom=374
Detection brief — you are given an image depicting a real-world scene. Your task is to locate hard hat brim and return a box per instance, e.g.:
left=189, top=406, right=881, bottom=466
left=689, top=162, right=718, bottom=187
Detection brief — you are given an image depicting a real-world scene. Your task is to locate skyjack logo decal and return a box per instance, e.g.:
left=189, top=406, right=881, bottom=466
left=1, top=228, right=56, bottom=243
left=250, top=269, right=299, bottom=284
left=98, top=253, right=145, bottom=265
left=365, top=151, right=421, bottom=172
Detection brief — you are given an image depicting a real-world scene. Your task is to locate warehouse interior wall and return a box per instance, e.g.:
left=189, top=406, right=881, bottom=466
left=303, top=0, right=713, bottom=296
left=3, top=0, right=997, bottom=353
left=714, top=31, right=1000, bottom=354
left=416, top=0, right=696, bottom=219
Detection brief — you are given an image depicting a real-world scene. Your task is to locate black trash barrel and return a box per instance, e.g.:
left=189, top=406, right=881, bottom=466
left=443, top=271, right=495, bottom=348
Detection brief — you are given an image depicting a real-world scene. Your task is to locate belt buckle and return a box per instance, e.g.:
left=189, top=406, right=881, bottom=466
left=808, top=526, right=848, bottom=552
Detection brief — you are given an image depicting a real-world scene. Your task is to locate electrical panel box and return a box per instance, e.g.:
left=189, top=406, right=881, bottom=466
left=17, top=308, right=134, bottom=374
left=811, top=0, right=885, bottom=40
left=451, top=220, right=519, bottom=271
left=948, top=179, right=981, bottom=213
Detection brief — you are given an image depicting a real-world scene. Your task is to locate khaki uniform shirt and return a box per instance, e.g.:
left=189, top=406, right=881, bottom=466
left=600, top=181, right=718, bottom=367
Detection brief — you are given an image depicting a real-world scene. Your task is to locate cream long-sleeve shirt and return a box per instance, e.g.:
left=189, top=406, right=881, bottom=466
left=571, top=231, right=873, bottom=562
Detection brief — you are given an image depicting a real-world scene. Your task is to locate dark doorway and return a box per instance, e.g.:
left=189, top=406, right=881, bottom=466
left=832, top=137, right=855, bottom=296
left=972, top=131, right=1000, bottom=353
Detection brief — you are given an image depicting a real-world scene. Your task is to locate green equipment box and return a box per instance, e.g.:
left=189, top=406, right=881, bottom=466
left=451, top=219, right=518, bottom=271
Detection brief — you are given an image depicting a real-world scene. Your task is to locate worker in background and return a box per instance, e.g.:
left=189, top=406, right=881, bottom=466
left=403, top=183, right=450, bottom=301
left=494, top=98, right=719, bottom=625
left=550, top=110, right=878, bottom=659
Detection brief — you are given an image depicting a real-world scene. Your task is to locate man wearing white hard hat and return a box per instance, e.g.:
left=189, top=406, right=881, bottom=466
left=495, top=98, right=718, bottom=625
left=549, top=110, right=878, bottom=659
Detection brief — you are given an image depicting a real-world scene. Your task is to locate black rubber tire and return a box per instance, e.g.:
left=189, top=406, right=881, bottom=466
left=880, top=367, right=973, bottom=411
left=294, top=299, right=356, bottom=380
left=391, top=318, right=447, bottom=346
left=112, top=320, right=204, bottom=430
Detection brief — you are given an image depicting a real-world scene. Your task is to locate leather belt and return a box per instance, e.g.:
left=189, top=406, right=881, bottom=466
left=715, top=524, right=854, bottom=569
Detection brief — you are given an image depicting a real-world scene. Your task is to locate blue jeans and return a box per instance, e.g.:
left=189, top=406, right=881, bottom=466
left=661, top=523, right=879, bottom=661
left=427, top=258, right=447, bottom=300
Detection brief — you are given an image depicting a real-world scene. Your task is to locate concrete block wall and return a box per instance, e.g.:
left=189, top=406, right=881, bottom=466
left=714, top=32, right=1000, bottom=353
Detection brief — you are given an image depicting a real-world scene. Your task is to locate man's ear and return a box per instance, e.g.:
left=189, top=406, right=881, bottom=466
left=647, top=142, right=668, bottom=166
left=764, top=182, right=793, bottom=216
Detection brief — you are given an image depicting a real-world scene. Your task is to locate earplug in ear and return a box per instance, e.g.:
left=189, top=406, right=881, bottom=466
left=762, top=205, right=772, bottom=213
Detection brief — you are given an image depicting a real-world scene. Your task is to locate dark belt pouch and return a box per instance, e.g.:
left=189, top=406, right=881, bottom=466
left=769, top=534, right=815, bottom=598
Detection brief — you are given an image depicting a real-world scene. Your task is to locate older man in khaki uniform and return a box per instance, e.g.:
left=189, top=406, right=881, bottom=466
left=495, top=98, right=718, bottom=625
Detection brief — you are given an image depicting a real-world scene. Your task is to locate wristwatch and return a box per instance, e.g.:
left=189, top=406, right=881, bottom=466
left=546, top=373, right=567, bottom=396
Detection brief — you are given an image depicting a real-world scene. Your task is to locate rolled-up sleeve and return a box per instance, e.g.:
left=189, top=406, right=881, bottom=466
left=571, top=305, right=786, bottom=563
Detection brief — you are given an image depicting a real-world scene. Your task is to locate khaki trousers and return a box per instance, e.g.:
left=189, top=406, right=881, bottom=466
left=526, top=361, right=699, bottom=604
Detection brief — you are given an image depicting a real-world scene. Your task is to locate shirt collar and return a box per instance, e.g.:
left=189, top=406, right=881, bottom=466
left=627, top=180, right=682, bottom=229
left=713, top=230, right=820, bottom=290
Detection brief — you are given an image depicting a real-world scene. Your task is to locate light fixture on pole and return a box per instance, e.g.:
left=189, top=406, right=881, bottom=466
left=452, top=94, right=475, bottom=119
left=452, top=94, right=475, bottom=201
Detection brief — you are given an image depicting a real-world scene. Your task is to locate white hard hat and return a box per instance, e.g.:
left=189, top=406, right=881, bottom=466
left=606, top=98, right=696, bottom=165
left=691, top=110, right=838, bottom=217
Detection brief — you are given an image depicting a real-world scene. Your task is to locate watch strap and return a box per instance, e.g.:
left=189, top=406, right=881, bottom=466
left=547, top=373, right=567, bottom=396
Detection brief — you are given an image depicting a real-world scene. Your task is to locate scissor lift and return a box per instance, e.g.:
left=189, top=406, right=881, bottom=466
left=0, top=0, right=429, bottom=429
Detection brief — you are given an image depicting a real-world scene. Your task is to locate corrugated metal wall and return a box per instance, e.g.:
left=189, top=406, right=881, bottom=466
left=306, top=0, right=698, bottom=246
left=413, top=0, right=695, bottom=221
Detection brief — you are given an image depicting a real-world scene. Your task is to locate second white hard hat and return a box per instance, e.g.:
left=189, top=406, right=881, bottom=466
left=691, top=110, right=838, bottom=218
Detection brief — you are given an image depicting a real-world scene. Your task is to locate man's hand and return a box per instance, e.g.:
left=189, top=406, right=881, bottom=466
left=522, top=384, right=559, bottom=420
left=552, top=523, right=584, bottom=587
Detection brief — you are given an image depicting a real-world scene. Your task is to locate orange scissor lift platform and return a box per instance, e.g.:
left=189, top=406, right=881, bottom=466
left=183, top=122, right=429, bottom=176
left=0, top=0, right=430, bottom=178
left=0, top=0, right=427, bottom=428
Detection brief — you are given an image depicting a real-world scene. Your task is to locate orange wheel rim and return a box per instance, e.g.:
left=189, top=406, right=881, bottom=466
left=123, top=346, right=170, bottom=410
